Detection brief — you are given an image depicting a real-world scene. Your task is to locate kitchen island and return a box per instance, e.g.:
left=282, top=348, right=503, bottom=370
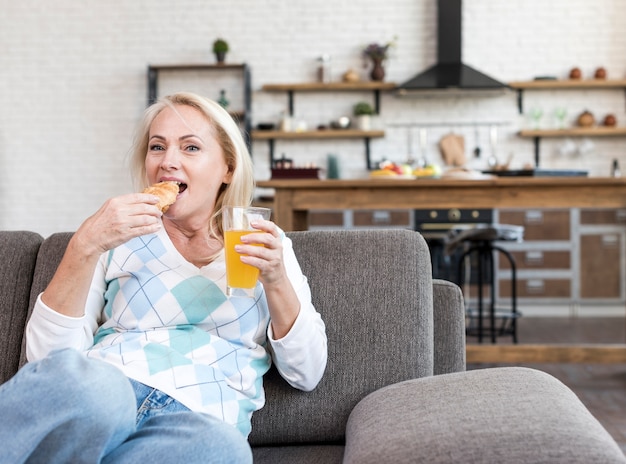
left=257, top=176, right=626, bottom=364
left=257, top=176, right=626, bottom=231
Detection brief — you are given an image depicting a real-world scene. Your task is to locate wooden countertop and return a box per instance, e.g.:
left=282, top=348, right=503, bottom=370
left=259, top=176, right=626, bottom=189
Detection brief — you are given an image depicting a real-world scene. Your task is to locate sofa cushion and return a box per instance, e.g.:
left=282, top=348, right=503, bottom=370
left=344, top=367, right=626, bottom=463
left=249, top=229, right=434, bottom=446
left=0, top=231, right=43, bottom=383
left=252, top=444, right=344, bottom=464
left=19, top=232, right=74, bottom=368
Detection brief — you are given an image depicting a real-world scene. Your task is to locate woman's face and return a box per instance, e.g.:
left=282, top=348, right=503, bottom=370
left=145, top=104, right=231, bottom=225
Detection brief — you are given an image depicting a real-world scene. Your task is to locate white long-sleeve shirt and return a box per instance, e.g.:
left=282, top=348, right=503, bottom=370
left=26, top=227, right=327, bottom=436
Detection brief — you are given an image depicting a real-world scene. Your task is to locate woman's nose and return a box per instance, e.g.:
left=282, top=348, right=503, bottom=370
left=161, top=149, right=179, bottom=170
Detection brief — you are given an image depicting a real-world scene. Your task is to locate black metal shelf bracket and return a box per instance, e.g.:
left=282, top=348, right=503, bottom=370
left=365, top=138, right=373, bottom=170
left=287, top=91, right=295, bottom=116
left=268, top=140, right=276, bottom=167
left=533, top=136, right=540, bottom=167
left=374, top=90, right=381, bottom=114
left=516, top=89, right=524, bottom=114
left=147, top=67, right=158, bottom=106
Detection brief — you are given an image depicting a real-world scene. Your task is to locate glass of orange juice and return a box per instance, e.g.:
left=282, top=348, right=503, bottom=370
left=223, top=206, right=272, bottom=297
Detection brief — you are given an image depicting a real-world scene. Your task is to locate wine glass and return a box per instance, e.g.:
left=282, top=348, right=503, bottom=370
left=529, top=108, right=543, bottom=130
left=554, top=107, right=567, bottom=129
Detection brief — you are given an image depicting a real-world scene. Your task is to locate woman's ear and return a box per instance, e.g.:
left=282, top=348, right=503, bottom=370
left=222, top=164, right=234, bottom=185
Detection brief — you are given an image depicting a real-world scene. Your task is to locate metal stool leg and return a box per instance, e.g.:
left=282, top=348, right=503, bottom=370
left=493, top=245, right=519, bottom=344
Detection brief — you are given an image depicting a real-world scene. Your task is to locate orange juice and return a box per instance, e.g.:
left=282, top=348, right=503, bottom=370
left=224, top=230, right=263, bottom=289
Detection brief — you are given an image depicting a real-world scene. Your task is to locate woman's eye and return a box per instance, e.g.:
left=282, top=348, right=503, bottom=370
left=185, top=145, right=200, bottom=152
left=149, top=144, right=165, bottom=151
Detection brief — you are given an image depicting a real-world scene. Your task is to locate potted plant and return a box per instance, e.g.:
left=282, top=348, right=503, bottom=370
left=353, top=101, right=375, bottom=130
left=213, top=38, right=229, bottom=64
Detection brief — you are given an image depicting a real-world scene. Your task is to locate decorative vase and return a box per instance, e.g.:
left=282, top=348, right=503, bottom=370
left=370, top=58, right=385, bottom=81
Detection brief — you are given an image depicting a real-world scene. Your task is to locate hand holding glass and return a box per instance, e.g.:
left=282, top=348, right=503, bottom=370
left=223, top=206, right=272, bottom=296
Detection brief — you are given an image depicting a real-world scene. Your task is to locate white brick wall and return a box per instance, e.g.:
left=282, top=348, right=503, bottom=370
left=1, top=0, right=625, bottom=235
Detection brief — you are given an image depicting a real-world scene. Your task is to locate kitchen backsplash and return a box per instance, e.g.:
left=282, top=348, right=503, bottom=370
left=2, top=0, right=625, bottom=235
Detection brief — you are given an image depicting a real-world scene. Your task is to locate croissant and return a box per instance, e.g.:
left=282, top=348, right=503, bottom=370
left=142, top=181, right=179, bottom=212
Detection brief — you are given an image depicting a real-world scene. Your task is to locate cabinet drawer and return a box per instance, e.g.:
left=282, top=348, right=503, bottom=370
left=309, top=211, right=344, bottom=227
left=580, top=233, right=622, bottom=298
left=353, top=210, right=411, bottom=227
left=498, top=250, right=570, bottom=270
left=498, top=209, right=570, bottom=240
left=580, top=208, right=626, bottom=225
left=500, top=278, right=571, bottom=298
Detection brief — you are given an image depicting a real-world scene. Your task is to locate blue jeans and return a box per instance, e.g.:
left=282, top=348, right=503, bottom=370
left=0, top=349, right=252, bottom=463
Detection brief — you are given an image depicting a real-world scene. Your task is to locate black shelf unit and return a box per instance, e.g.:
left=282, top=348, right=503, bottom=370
left=146, top=63, right=252, bottom=151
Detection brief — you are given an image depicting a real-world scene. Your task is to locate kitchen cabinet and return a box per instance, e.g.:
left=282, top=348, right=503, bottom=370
left=496, top=207, right=626, bottom=307
left=253, top=81, right=396, bottom=169
left=147, top=63, right=251, bottom=149
left=497, top=209, right=573, bottom=302
left=508, top=79, right=626, bottom=166
left=578, top=208, right=626, bottom=301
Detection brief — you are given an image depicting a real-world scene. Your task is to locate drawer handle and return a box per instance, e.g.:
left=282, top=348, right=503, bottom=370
left=602, top=234, right=619, bottom=247
left=525, top=210, right=543, bottom=224
left=372, top=211, right=391, bottom=224
left=525, top=251, right=544, bottom=265
left=526, top=279, right=545, bottom=293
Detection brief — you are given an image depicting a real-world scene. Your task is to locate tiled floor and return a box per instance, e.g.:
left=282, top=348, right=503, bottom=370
left=467, top=317, right=626, bottom=454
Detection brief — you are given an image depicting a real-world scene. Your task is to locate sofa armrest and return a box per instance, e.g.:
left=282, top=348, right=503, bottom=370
left=344, top=367, right=626, bottom=464
left=432, top=279, right=465, bottom=375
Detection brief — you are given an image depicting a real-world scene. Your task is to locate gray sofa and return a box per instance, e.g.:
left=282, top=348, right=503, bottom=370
left=1, top=229, right=624, bottom=463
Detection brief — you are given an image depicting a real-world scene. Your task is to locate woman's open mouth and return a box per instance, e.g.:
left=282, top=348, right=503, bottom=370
left=176, top=182, right=188, bottom=194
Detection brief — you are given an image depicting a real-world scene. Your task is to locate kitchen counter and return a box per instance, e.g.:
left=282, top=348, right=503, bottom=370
left=257, top=176, right=626, bottom=364
left=257, top=177, right=626, bottom=231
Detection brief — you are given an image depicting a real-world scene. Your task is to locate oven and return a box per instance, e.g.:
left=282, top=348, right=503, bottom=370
left=414, top=208, right=494, bottom=284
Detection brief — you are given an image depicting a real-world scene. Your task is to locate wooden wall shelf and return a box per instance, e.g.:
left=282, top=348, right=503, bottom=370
left=257, top=81, right=395, bottom=169
left=509, top=79, right=626, bottom=90
left=251, top=129, right=385, bottom=140
left=508, top=79, right=626, bottom=114
left=262, top=81, right=396, bottom=115
left=519, top=126, right=626, bottom=167
left=262, top=82, right=397, bottom=92
left=519, top=127, right=626, bottom=137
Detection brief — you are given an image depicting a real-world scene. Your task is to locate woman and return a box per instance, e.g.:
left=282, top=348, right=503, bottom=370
left=1, top=92, right=327, bottom=463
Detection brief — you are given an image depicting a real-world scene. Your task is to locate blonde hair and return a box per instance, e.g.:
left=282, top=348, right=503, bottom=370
left=129, top=92, right=255, bottom=241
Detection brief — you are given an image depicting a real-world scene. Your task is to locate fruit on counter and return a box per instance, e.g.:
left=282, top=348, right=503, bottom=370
left=569, top=67, right=582, bottom=79
left=380, top=161, right=411, bottom=174
left=370, top=161, right=418, bottom=178
left=413, top=164, right=442, bottom=177
left=370, top=169, right=400, bottom=177
left=369, top=161, right=443, bottom=178
left=603, top=114, right=617, bottom=127
left=577, top=110, right=595, bottom=127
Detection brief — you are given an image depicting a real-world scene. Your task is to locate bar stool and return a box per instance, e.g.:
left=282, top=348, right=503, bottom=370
left=445, top=224, right=524, bottom=344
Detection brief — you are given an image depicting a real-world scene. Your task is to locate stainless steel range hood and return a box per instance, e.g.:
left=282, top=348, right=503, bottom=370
left=397, top=0, right=508, bottom=95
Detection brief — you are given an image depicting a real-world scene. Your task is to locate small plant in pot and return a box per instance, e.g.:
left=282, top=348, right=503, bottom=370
left=213, top=38, right=229, bottom=63
left=353, top=102, right=375, bottom=130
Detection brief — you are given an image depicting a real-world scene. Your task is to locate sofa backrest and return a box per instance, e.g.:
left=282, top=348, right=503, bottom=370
left=249, top=229, right=434, bottom=446
left=0, top=231, right=43, bottom=383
